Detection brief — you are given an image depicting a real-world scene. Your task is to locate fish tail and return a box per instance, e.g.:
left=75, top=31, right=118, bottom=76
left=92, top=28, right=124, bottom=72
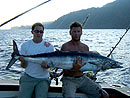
left=6, top=40, right=20, bottom=70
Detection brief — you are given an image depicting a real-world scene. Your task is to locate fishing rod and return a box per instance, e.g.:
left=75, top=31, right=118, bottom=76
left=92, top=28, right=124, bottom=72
left=0, top=0, right=51, bottom=27
left=82, top=14, right=90, bottom=28
left=107, top=24, right=130, bottom=57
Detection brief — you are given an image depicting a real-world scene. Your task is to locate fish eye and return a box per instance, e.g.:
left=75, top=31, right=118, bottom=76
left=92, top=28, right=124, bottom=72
left=111, top=62, right=116, bottom=68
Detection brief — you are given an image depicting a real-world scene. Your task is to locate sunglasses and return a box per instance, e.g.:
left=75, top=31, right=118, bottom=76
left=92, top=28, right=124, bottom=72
left=33, top=30, right=44, bottom=33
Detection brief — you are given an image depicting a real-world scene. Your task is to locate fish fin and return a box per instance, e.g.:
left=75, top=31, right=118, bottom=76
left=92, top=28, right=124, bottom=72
left=55, top=48, right=60, bottom=51
left=6, top=40, right=19, bottom=70
left=110, top=53, right=114, bottom=60
left=109, top=49, right=114, bottom=60
left=93, top=70, right=100, bottom=76
left=13, top=40, right=20, bottom=55
left=6, top=58, right=17, bottom=70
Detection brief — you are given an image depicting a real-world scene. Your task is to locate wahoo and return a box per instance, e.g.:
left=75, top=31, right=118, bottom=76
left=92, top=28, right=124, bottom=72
left=6, top=40, right=123, bottom=73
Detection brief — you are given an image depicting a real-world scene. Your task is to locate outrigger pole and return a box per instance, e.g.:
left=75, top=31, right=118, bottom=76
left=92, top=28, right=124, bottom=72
left=0, top=0, right=51, bottom=27
left=107, top=24, right=130, bottom=57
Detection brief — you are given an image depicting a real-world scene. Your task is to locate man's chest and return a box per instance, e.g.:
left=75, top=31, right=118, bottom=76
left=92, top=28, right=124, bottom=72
left=26, top=44, right=46, bottom=55
left=68, top=46, right=86, bottom=52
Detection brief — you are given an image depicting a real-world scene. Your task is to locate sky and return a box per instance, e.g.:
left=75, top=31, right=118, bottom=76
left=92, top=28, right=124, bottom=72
left=0, top=0, right=115, bottom=29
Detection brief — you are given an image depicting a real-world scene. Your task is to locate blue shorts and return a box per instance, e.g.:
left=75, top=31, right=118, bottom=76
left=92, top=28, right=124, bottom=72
left=19, top=73, right=51, bottom=98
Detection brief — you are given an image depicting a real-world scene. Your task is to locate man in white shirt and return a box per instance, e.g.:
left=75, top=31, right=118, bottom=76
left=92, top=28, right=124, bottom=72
left=19, top=22, right=54, bottom=98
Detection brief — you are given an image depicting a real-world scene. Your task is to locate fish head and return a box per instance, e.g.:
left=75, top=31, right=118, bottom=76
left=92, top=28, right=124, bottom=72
left=102, top=59, right=123, bottom=70
left=110, top=61, right=123, bottom=68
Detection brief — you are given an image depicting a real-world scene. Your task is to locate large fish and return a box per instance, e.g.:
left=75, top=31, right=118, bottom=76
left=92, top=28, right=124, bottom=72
left=6, top=40, right=123, bottom=73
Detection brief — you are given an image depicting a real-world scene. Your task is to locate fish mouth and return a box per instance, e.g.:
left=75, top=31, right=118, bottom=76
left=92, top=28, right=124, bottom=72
left=119, top=62, right=123, bottom=66
left=117, top=65, right=123, bottom=68
left=115, top=62, right=123, bottom=68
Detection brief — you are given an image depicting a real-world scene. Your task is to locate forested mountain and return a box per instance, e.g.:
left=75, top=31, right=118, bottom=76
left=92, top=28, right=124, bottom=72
left=46, top=0, right=130, bottom=29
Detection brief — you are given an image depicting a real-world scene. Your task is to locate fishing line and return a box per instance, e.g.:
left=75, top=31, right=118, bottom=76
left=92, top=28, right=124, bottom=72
left=0, top=0, right=51, bottom=27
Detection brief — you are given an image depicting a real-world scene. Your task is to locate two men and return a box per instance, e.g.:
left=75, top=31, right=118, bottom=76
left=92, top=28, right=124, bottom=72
left=19, top=22, right=109, bottom=98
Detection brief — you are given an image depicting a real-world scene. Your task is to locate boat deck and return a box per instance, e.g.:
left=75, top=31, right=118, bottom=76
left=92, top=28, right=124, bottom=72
left=0, top=80, right=130, bottom=98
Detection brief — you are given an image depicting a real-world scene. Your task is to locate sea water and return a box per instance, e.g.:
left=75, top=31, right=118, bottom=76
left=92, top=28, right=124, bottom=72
left=0, top=29, right=130, bottom=88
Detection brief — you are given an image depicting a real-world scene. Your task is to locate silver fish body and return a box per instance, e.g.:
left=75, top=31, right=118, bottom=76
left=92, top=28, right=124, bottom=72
left=6, top=40, right=123, bottom=72
left=23, top=51, right=123, bottom=71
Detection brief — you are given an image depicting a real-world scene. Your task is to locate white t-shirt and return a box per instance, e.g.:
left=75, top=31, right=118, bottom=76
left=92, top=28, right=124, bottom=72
left=20, top=40, right=54, bottom=79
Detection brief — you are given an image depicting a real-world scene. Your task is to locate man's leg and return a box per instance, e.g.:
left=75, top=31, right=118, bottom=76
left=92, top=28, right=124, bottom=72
left=35, top=78, right=50, bottom=98
left=19, top=73, right=36, bottom=98
left=79, top=75, right=102, bottom=98
left=62, top=77, right=77, bottom=98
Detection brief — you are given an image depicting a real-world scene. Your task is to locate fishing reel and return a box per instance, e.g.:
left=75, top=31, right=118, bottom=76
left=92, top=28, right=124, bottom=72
left=49, top=68, right=60, bottom=85
left=86, top=72, right=97, bottom=81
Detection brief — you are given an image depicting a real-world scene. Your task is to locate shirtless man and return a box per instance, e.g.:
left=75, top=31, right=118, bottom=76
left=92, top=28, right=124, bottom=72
left=61, top=22, right=109, bottom=98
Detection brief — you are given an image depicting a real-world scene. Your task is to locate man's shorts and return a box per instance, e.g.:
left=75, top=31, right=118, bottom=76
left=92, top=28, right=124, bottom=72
left=19, top=73, right=50, bottom=98
left=62, top=75, right=102, bottom=98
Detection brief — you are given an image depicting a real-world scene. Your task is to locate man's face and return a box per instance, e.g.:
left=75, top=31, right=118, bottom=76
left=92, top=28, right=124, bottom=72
left=32, top=26, right=44, bottom=41
left=70, top=27, right=82, bottom=41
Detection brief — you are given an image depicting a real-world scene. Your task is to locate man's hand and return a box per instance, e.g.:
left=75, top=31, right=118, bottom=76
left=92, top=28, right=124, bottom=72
left=73, top=56, right=86, bottom=72
left=19, top=56, right=27, bottom=68
left=19, top=56, right=25, bottom=62
left=41, top=61, right=49, bottom=69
